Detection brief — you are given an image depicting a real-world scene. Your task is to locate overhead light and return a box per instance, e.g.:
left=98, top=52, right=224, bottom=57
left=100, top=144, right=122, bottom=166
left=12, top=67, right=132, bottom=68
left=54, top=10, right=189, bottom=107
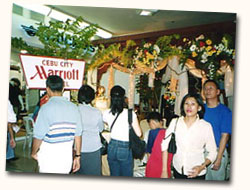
left=96, top=28, right=112, bottom=39
left=14, top=3, right=51, bottom=15
left=139, top=9, right=158, bottom=16
left=48, top=9, right=75, bottom=22
left=20, top=50, right=28, bottom=54
left=14, top=3, right=112, bottom=39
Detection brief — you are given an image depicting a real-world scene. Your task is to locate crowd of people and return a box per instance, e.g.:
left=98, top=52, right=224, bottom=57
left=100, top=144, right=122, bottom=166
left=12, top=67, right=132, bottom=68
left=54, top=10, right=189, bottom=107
left=7, top=75, right=232, bottom=181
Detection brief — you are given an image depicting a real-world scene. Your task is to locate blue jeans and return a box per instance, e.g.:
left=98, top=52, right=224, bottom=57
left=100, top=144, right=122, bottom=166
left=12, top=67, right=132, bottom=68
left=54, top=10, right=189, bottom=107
left=107, top=139, right=133, bottom=176
left=205, top=149, right=229, bottom=181
left=6, top=133, right=15, bottom=160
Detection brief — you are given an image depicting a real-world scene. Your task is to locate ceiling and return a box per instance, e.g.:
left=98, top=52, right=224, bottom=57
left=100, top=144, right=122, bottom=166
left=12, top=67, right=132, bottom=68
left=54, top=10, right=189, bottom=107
left=49, top=5, right=236, bottom=38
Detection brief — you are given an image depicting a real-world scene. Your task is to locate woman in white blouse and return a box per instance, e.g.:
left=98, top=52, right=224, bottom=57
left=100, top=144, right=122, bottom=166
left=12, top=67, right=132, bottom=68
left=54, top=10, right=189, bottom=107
left=161, top=93, right=217, bottom=179
left=102, top=85, right=142, bottom=176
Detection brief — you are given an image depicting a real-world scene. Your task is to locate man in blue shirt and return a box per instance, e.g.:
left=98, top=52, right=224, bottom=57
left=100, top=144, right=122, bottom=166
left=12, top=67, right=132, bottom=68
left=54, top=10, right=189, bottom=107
left=31, top=75, right=82, bottom=174
left=203, top=79, right=232, bottom=181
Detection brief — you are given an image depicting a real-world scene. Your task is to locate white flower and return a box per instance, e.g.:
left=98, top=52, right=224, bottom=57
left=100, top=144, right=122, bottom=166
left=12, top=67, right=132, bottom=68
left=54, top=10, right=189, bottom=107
left=201, top=59, right=208, bottom=63
left=190, top=45, right=196, bottom=51
left=144, top=43, right=151, bottom=48
left=196, top=34, right=205, bottom=41
left=153, top=44, right=160, bottom=54
left=218, top=44, right=224, bottom=51
left=202, top=52, right=208, bottom=59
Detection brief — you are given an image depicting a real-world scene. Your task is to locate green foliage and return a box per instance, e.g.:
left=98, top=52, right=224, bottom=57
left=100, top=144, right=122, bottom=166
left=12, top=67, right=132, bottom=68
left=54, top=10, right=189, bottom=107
left=12, top=16, right=98, bottom=61
left=155, top=34, right=182, bottom=58
left=135, top=71, right=163, bottom=106
left=89, top=43, right=122, bottom=69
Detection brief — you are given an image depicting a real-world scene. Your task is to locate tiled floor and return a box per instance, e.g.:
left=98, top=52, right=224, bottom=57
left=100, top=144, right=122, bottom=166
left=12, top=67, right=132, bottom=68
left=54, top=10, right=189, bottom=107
left=6, top=139, right=38, bottom=173
left=5, top=138, right=146, bottom=177
left=5, top=138, right=230, bottom=180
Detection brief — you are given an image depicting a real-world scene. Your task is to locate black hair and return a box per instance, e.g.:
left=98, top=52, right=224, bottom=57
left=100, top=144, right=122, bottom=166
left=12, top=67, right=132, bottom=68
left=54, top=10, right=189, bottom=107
left=78, top=85, right=95, bottom=104
left=110, top=85, right=126, bottom=115
left=203, top=79, right=220, bottom=90
left=46, top=75, right=64, bottom=92
left=10, top=78, right=21, bottom=87
left=146, top=112, right=163, bottom=123
left=180, top=93, right=205, bottom=119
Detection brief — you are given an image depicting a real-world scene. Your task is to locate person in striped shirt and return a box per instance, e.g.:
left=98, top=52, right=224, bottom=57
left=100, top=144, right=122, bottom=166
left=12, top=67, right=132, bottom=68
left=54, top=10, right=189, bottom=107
left=31, top=75, right=82, bottom=174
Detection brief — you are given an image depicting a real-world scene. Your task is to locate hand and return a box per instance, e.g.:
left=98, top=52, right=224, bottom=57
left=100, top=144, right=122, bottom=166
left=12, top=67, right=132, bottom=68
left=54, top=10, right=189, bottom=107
left=212, top=159, right=221, bottom=171
left=72, top=157, right=81, bottom=173
left=10, top=139, right=16, bottom=148
left=31, top=153, right=38, bottom=161
left=187, top=165, right=203, bottom=178
left=161, top=170, right=168, bottom=178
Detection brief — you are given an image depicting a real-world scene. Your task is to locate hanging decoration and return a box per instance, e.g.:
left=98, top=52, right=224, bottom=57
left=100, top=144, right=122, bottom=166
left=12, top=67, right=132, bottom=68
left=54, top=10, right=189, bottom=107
left=11, top=14, right=236, bottom=111
left=88, top=33, right=235, bottom=110
left=180, top=34, right=235, bottom=80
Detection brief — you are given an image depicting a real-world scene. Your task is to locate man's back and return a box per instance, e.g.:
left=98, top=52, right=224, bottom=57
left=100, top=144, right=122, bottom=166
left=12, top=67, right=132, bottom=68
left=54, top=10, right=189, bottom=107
left=33, top=96, right=82, bottom=174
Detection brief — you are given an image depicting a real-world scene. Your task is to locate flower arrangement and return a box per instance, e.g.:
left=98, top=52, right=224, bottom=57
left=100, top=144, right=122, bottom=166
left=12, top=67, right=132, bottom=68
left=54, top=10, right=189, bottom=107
left=214, top=35, right=235, bottom=69
left=181, top=34, right=235, bottom=79
left=163, top=80, right=176, bottom=106
left=187, top=35, right=218, bottom=75
left=132, top=42, right=160, bottom=69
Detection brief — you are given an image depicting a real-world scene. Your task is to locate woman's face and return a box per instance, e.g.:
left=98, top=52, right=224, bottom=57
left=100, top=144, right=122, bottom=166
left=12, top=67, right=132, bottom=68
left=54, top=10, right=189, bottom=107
left=184, top=97, right=201, bottom=118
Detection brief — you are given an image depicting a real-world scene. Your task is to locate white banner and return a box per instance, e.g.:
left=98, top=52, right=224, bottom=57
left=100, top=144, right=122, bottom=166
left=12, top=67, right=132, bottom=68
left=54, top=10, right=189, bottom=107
left=19, top=54, right=85, bottom=90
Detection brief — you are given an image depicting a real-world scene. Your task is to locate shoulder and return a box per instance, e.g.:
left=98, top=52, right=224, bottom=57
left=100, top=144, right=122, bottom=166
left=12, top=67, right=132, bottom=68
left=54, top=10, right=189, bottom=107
left=218, top=103, right=232, bottom=113
left=91, top=106, right=103, bottom=115
left=217, top=104, right=232, bottom=119
left=103, top=109, right=112, bottom=117
left=198, top=119, right=213, bottom=129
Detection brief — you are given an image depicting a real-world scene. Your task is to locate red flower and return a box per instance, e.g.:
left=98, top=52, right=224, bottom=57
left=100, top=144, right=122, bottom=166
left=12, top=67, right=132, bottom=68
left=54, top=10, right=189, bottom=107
left=144, top=50, right=148, bottom=54
left=199, top=41, right=205, bottom=47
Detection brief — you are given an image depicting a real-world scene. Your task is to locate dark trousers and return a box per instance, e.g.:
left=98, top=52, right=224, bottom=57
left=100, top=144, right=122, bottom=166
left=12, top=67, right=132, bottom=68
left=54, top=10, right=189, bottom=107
left=77, top=149, right=101, bottom=176
left=173, top=167, right=205, bottom=180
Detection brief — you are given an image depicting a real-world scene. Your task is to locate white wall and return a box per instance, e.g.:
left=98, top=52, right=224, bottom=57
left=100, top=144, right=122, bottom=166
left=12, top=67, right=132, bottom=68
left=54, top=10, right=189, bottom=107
left=100, top=69, right=140, bottom=104
left=11, top=13, right=44, bottom=48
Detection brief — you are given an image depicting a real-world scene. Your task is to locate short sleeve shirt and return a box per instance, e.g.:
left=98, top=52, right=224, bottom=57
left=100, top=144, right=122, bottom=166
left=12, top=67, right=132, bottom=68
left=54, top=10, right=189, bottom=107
left=34, top=96, right=82, bottom=143
left=204, top=103, right=232, bottom=147
left=146, top=128, right=162, bottom=153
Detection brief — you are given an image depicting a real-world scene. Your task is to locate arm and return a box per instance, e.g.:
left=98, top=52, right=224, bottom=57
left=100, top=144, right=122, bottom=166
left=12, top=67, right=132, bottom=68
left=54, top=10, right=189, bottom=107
left=146, top=130, right=154, bottom=154
left=188, top=158, right=211, bottom=178
left=72, top=136, right=82, bottom=173
left=98, top=112, right=104, bottom=132
left=189, top=123, right=217, bottom=177
left=212, top=133, right=229, bottom=170
left=161, top=150, right=168, bottom=178
left=18, top=94, right=25, bottom=110
left=8, top=123, right=16, bottom=148
left=132, top=111, right=142, bottom=137
left=31, top=138, right=43, bottom=160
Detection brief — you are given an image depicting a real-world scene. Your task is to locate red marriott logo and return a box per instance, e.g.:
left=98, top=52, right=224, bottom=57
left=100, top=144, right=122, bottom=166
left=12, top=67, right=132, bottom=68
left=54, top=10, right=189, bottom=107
left=30, top=65, right=79, bottom=80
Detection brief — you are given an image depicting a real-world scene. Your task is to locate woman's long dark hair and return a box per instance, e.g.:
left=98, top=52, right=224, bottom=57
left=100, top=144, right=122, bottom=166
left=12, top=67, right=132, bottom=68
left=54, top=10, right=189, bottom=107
left=110, top=85, right=125, bottom=115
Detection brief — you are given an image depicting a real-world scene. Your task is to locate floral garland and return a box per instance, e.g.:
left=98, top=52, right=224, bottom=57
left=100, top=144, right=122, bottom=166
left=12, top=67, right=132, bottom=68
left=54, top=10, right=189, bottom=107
left=214, top=35, right=235, bottom=69
left=89, top=34, right=182, bottom=72
left=180, top=34, right=235, bottom=79
left=163, top=80, right=176, bottom=106
left=132, top=42, right=160, bottom=70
